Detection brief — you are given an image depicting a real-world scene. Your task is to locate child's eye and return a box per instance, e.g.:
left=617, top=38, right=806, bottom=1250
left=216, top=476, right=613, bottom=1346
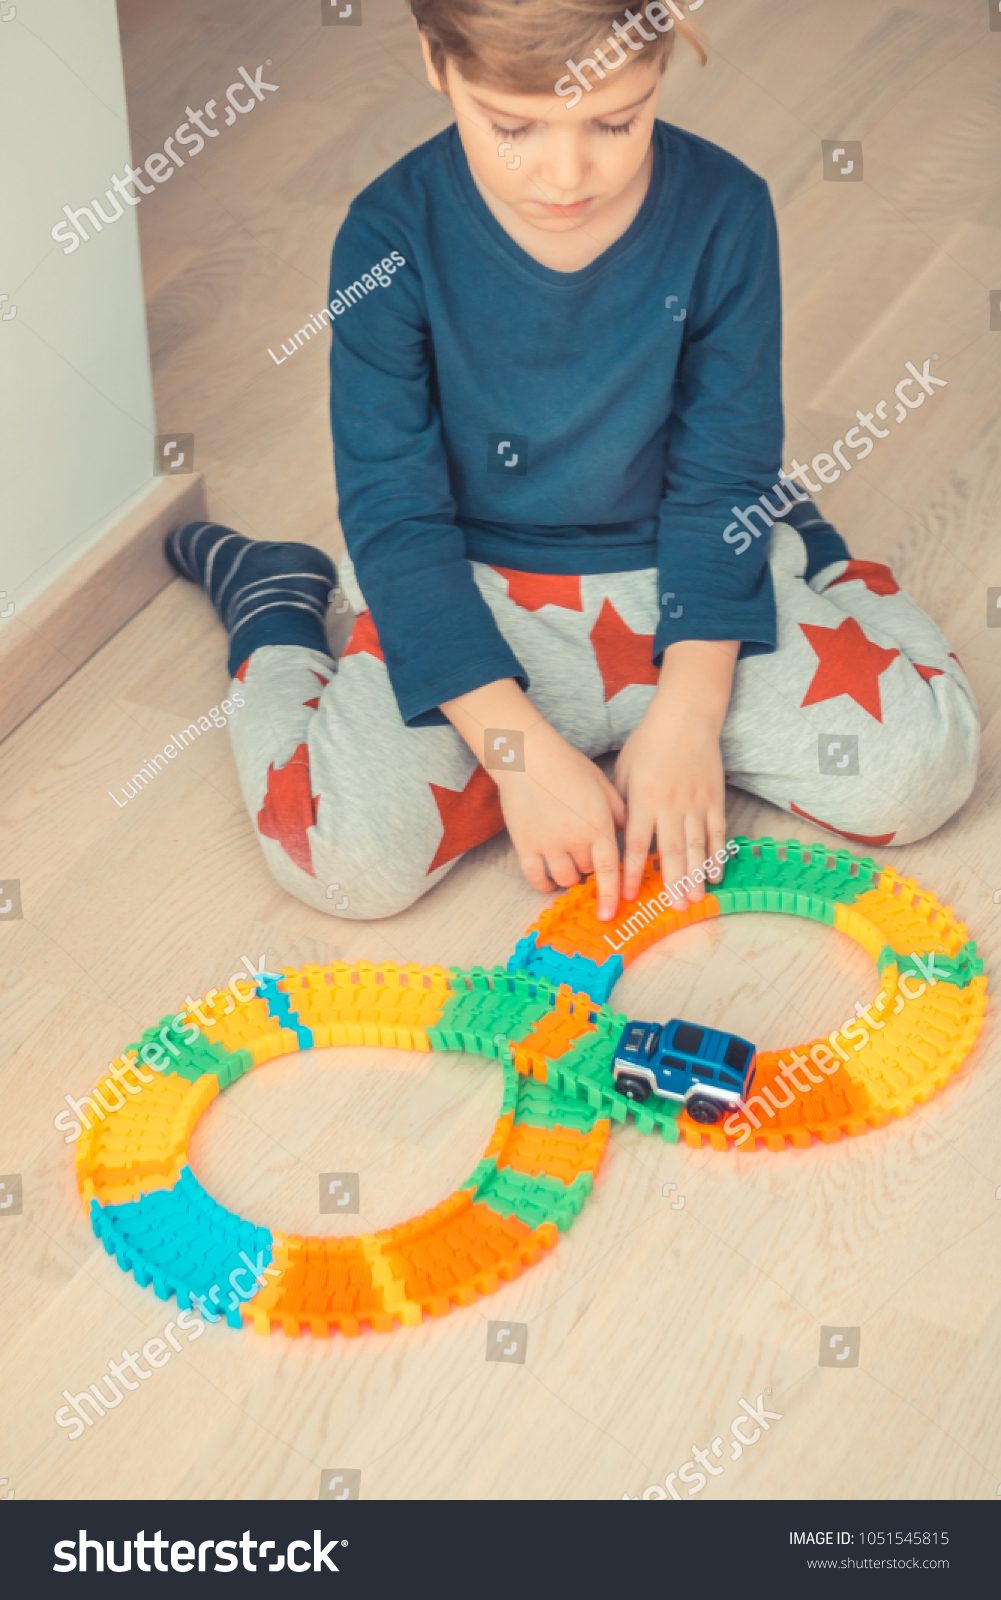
left=491, top=122, right=532, bottom=141
left=594, top=116, right=638, bottom=136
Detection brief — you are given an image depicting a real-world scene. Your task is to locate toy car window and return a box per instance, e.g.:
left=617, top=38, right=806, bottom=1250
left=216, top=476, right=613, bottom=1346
left=720, top=1070, right=742, bottom=1087
left=644, top=1030, right=659, bottom=1054
left=661, top=1055, right=686, bottom=1073
left=692, top=1065, right=715, bottom=1081
left=673, top=1023, right=704, bottom=1055
left=724, top=1039, right=750, bottom=1072
left=625, top=1026, right=645, bottom=1051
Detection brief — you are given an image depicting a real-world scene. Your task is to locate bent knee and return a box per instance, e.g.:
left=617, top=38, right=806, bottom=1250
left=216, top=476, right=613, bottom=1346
left=887, top=696, right=980, bottom=844
left=818, top=734, right=978, bottom=849
left=259, top=839, right=437, bottom=921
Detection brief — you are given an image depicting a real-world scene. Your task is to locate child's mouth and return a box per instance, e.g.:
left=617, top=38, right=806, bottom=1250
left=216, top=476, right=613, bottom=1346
left=535, top=198, right=593, bottom=217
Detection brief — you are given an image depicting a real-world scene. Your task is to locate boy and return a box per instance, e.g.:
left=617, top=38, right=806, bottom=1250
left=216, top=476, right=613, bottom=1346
left=166, top=1, right=978, bottom=923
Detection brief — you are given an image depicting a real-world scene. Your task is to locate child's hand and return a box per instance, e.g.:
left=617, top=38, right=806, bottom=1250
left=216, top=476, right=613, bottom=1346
left=612, top=639, right=739, bottom=908
left=494, top=720, right=626, bottom=918
left=439, top=677, right=625, bottom=918
left=614, top=703, right=726, bottom=908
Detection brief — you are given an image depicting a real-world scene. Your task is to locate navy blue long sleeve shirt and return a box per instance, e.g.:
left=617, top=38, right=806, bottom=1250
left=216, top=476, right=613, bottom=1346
left=329, top=119, right=784, bottom=728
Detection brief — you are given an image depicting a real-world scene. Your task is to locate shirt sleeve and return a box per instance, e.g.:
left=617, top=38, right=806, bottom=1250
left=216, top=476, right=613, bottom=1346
left=329, top=206, right=528, bottom=729
left=654, top=180, right=784, bottom=663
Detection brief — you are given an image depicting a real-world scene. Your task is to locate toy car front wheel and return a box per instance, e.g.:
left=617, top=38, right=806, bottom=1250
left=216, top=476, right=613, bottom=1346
left=615, top=1072, right=651, bottom=1103
left=685, top=1094, right=723, bottom=1125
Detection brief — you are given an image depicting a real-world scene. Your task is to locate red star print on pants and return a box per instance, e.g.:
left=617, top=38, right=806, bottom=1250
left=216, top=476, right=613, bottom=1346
left=790, top=802, right=895, bottom=848
left=303, top=669, right=330, bottom=711
left=257, top=743, right=320, bottom=875
left=491, top=568, right=583, bottom=613
left=590, top=598, right=659, bottom=702
left=823, top=560, right=900, bottom=597
left=800, top=617, right=899, bottom=722
left=341, top=610, right=385, bottom=662
left=427, top=766, right=505, bottom=874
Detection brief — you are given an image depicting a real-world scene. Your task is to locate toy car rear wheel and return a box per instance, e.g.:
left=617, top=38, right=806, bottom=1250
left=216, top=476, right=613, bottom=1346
left=615, top=1072, right=651, bottom=1103
left=686, top=1094, right=723, bottom=1125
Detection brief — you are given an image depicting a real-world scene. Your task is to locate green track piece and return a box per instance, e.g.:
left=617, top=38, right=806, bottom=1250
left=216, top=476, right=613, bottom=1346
left=547, top=1030, right=617, bottom=1092
left=133, top=1015, right=246, bottom=1084
left=477, top=1166, right=593, bottom=1232
left=513, top=1075, right=598, bottom=1134
left=876, top=940, right=983, bottom=990
left=498, top=1060, right=519, bottom=1116
left=458, top=1156, right=499, bottom=1195
left=428, top=970, right=551, bottom=1055
left=717, top=835, right=881, bottom=909
left=211, top=1046, right=255, bottom=1088
left=714, top=886, right=835, bottom=923
left=544, top=1028, right=681, bottom=1142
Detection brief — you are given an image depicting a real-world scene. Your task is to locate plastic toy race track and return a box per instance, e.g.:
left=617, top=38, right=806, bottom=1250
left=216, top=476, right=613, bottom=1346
left=76, top=836, right=986, bottom=1337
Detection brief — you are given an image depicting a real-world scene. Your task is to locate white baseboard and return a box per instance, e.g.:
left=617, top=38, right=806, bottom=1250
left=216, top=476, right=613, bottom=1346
left=0, top=473, right=206, bottom=744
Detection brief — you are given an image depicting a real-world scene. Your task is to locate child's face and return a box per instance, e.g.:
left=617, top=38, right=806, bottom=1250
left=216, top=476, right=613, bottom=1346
left=422, top=39, right=663, bottom=235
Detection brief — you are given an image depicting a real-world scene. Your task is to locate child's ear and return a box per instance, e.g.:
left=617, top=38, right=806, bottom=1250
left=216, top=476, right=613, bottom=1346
left=417, top=29, right=448, bottom=94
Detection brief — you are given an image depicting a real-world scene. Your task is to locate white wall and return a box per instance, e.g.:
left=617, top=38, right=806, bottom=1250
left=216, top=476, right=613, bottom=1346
left=0, top=0, right=159, bottom=622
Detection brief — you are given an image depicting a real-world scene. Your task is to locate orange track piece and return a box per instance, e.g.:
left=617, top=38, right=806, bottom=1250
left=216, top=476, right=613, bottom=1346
left=242, top=1233, right=391, bottom=1337
left=677, top=1047, right=876, bottom=1152
left=497, top=1120, right=610, bottom=1183
left=527, top=855, right=719, bottom=967
left=483, top=1111, right=515, bottom=1158
left=384, top=1196, right=555, bottom=1316
left=514, top=985, right=597, bottom=1079
left=242, top=1190, right=558, bottom=1335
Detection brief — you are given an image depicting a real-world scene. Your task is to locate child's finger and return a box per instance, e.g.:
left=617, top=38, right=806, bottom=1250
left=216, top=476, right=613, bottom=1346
left=685, top=815, right=709, bottom=901
left=658, top=819, right=689, bottom=911
left=520, top=852, right=555, bottom=894
left=591, top=832, right=621, bottom=922
left=621, top=808, right=653, bottom=902
left=705, top=808, right=727, bottom=884
left=546, top=851, right=581, bottom=890
left=601, top=775, right=627, bottom=832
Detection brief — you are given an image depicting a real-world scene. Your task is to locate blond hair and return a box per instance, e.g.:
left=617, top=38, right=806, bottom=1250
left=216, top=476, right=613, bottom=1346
left=410, top=0, right=707, bottom=93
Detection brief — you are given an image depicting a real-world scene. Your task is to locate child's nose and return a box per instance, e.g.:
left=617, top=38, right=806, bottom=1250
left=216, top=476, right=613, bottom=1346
left=539, top=137, right=587, bottom=195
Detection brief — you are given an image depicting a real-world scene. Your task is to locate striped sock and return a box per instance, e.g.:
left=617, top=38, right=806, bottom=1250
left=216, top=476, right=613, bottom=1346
left=772, top=494, right=852, bottom=584
left=165, top=522, right=337, bottom=676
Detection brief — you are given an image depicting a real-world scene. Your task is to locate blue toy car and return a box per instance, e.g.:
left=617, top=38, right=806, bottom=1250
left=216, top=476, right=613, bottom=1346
left=612, top=1018, right=756, bottom=1125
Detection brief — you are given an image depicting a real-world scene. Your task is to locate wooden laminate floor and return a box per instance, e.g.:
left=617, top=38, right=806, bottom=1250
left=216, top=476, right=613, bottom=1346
left=2, top=0, right=1000, bottom=1501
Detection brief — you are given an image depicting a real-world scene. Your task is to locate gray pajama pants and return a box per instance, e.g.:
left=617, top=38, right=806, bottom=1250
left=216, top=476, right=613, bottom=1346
left=226, top=523, right=979, bottom=920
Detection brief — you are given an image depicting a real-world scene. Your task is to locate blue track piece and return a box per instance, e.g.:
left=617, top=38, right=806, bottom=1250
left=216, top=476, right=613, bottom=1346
left=256, top=973, right=314, bottom=1049
left=91, top=1167, right=273, bottom=1329
left=507, top=933, right=622, bottom=1003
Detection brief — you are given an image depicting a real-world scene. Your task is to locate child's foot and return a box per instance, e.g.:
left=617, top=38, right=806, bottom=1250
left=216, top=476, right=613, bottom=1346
left=165, top=521, right=337, bottom=676
left=773, top=496, right=851, bottom=584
